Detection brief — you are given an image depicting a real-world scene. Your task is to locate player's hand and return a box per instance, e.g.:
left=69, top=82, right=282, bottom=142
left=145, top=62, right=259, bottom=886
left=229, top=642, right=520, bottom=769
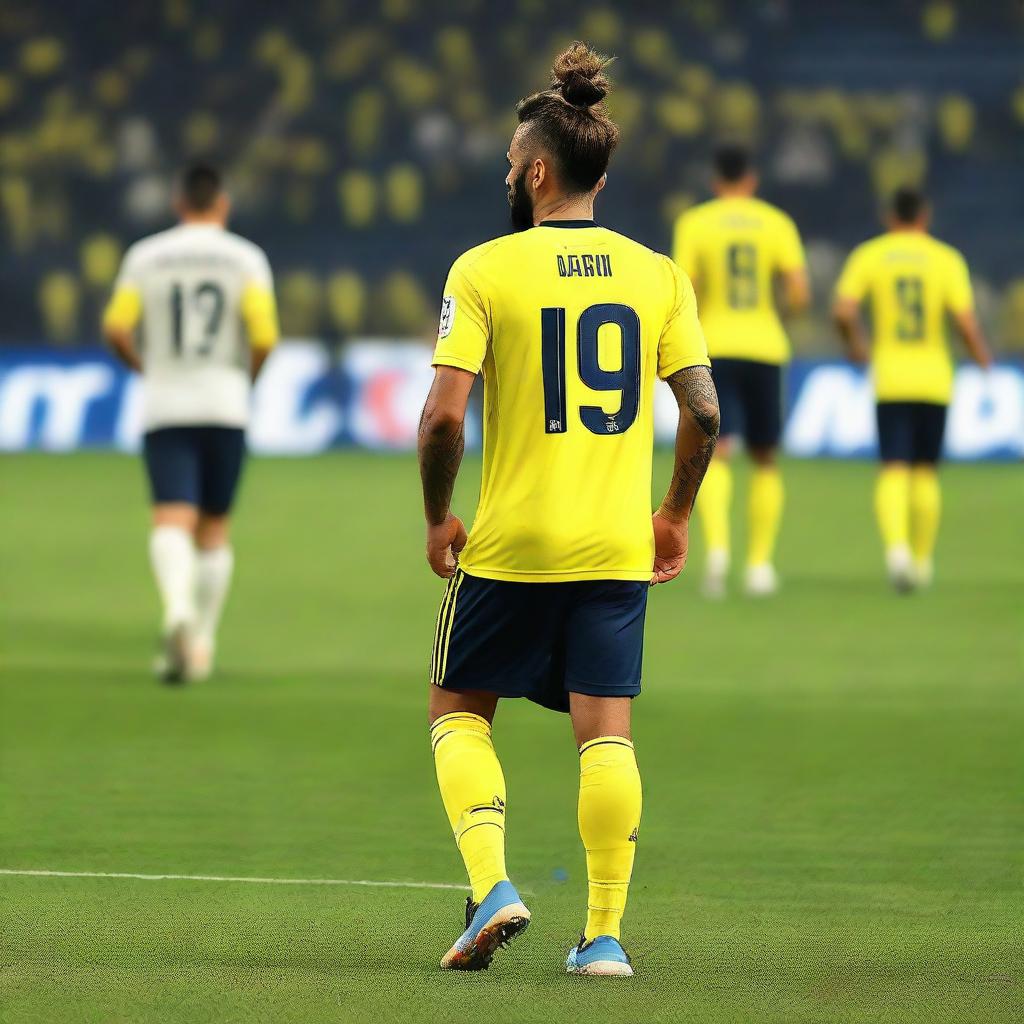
left=426, top=514, right=467, bottom=579
left=848, top=342, right=870, bottom=366
left=651, top=512, right=688, bottom=586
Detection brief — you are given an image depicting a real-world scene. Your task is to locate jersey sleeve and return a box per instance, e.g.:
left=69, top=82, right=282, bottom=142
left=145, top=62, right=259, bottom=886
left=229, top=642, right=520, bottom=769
left=431, top=255, right=490, bottom=374
left=657, top=258, right=710, bottom=379
left=835, top=246, right=870, bottom=302
left=775, top=213, right=807, bottom=273
left=671, top=211, right=699, bottom=280
left=101, top=245, right=143, bottom=332
left=241, top=248, right=279, bottom=349
left=943, top=250, right=974, bottom=314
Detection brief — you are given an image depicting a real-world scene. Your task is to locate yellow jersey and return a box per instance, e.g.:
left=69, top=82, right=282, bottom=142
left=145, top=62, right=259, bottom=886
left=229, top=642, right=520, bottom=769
left=835, top=231, right=974, bottom=405
left=672, top=196, right=806, bottom=364
left=432, top=220, right=710, bottom=583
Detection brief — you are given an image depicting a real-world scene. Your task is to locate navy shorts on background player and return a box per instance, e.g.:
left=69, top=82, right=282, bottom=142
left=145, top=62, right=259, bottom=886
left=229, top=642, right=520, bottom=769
left=711, top=358, right=783, bottom=449
left=430, top=570, right=649, bottom=713
left=876, top=402, right=947, bottom=464
left=143, top=426, right=246, bottom=514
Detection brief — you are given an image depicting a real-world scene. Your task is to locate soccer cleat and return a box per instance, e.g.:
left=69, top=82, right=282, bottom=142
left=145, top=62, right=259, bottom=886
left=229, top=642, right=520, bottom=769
left=566, top=933, right=634, bottom=977
left=912, top=559, right=934, bottom=589
left=702, top=548, right=729, bottom=599
left=744, top=563, right=778, bottom=597
left=440, top=880, right=530, bottom=971
left=187, top=638, right=214, bottom=683
left=153, top=623, right=190, bottom=684
left=885, top=544, right=915, bottom=593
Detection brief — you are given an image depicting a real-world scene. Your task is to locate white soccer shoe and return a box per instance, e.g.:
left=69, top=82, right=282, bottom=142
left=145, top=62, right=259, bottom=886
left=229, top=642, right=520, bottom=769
left=187, top=638, right=215, bottom=683
left=153, top=622, right=190, bottom=684
left=912, top=559, right=934, bottom=589
left=702, top=548, right=730, bottom=599
left=744, top=563, right=779, bottom=598
left=885, top=545, right=915, bottom=593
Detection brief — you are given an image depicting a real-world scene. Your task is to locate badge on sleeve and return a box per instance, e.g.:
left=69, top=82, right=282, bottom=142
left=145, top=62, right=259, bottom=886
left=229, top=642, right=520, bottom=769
left=438, top=295, right=456, bottom=338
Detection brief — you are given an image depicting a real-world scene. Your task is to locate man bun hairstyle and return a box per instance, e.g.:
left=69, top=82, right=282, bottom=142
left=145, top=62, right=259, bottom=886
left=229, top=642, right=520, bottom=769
left=516, top=41, right=619, bottom=194
left=892, top=186, right=925, bottom=224
left=181, top=162, right=222, bottom=212
left=552, top=41, right=611, bottom=107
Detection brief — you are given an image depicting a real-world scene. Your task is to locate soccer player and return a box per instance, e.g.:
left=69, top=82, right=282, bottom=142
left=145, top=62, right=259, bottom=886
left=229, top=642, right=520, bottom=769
left=833, top=187, right=992, bottom=590
left=417, top=43, right=719, bottom=977
left=672, top=145, right=809, bottom=597
left=102, top=163, right=279, bottom=681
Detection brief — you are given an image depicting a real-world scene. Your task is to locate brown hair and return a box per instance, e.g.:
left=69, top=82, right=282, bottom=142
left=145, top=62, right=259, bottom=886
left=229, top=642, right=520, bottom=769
left=515, top=42, right=619, bottom=194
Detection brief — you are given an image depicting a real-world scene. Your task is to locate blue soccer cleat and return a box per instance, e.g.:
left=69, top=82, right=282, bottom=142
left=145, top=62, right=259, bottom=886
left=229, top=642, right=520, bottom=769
left=566, top=933, right=634, bottom=977
left=440, top=880, right=531, bottom=970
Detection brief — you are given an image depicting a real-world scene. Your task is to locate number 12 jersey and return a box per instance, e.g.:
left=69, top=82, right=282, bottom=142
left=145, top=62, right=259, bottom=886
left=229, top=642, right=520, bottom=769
left=104, top=224, right=278, bottom=431
left=432, top=220, right=709, bottom=583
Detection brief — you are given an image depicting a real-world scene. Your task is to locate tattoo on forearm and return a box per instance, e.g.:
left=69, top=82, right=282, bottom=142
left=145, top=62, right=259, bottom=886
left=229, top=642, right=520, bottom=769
left=418, top=410, right=465, bottom=526
left=659, top=366, right=720, bottom=521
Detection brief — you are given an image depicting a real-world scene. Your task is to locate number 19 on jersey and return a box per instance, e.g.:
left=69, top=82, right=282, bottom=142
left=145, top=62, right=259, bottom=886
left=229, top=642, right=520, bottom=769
left=540, top=303, right=641, bottom=436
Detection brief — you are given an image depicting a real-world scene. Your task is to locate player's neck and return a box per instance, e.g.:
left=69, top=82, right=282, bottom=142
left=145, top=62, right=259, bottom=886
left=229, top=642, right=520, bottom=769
left=714, top=185, right=756, bottom=200
left=533, top=193, right=595, bottom=226
left=889, top=223, right=928, bottom=235
left=179, top=213, right=225, bottom=228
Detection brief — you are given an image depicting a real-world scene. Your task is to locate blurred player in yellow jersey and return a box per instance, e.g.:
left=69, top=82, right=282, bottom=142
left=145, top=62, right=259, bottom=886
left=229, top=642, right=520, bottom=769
left=833, top=188, right=992, bottom=591
left=417, top=44, right=718, bottom=976
left=673, top=146, right=809, bottom=597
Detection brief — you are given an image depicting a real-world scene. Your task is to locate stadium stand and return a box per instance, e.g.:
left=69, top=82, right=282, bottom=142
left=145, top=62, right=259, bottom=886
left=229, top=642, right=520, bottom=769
left=1, top=0, right=1023, bottom=350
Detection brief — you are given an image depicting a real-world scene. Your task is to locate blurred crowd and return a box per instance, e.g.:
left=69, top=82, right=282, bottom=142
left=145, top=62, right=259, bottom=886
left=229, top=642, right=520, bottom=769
left=2, top=0, right=1024, bottom=351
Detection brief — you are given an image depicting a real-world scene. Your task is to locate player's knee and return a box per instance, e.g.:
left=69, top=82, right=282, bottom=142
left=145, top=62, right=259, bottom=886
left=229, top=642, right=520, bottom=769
left=152, top=503, right=198, bottom=532
left=713, top=438, right=735, bottom=461
left=749, top=445, right=776, bottom=466
left=195, top=514, right=230, bottom=550
left=569, top=693, right=632, bottom=747
left=428, top=686, right=498, bottom=727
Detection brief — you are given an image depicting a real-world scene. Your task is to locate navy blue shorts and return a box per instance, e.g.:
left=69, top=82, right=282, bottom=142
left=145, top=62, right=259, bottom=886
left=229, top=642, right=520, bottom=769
left=430, top=570, right=649, bottom=713
left=143, top=426, right=246, bottom=515
left=711, top=358, right=783, bottom=449
left=876, top=402, right=947, bottom=464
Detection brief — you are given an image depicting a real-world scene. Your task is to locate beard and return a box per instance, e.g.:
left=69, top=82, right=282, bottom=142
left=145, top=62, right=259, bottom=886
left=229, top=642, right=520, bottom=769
left=508, top=169, right=534, bottom=232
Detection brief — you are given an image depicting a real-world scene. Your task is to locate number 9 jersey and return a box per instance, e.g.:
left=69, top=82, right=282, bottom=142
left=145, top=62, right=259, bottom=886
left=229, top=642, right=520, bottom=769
left=103, top=224, right=279, bottom=431
left=834, top=232, right=974, bottom=405
left=432, top=220, right=710, bottom=583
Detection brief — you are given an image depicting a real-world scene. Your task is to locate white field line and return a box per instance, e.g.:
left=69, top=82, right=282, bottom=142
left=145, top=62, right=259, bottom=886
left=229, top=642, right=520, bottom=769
left=0, top=868, right=467, bottom=891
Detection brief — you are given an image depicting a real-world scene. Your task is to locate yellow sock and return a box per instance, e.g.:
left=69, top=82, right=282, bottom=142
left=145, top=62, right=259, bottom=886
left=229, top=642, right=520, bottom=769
left=747, top=466, right=784, bottom=567
left=578, top=737, right=642, bottom=942
left=698, top=459, right=732, bottom=557
left=430, top=712, right=508, bottom=904
left=909, top=467, right=941, bottom=566
left=875, top=465, right=910, bottom=550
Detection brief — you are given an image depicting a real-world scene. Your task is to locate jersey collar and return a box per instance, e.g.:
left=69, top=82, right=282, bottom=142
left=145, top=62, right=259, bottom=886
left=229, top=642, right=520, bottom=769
left=537, top=219, right=597, bottom=229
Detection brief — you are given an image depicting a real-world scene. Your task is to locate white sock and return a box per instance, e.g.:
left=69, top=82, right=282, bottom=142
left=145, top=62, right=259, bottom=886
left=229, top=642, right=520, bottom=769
left=149, top=526, right=197, bottom=631
left=194, top=545, right=234, bottom=648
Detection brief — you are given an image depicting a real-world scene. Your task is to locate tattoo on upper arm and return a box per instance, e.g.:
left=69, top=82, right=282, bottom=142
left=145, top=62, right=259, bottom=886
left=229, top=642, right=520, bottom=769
left=660, top=366, right=720, bottom=520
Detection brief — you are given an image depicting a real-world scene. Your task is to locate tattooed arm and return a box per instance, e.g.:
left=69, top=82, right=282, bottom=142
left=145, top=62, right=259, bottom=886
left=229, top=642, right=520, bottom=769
left=651, top=365, right=720, bottom=585
left=417, top=365, right=476, bottom=578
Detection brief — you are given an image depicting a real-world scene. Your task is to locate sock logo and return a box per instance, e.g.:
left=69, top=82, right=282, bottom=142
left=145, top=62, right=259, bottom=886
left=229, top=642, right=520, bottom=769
left=628, top=827, right=639, bottom=843
left=467, top=796, right=505, bottom=816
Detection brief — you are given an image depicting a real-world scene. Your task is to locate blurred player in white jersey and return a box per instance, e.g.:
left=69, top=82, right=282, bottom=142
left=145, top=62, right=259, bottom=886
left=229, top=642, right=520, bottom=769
left=102, top=164, right=279, bottom=683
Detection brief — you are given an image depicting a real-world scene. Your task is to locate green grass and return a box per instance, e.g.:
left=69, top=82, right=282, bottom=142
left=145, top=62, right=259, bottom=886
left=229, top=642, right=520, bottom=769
left=1, top=452, right=1021, bottom=1024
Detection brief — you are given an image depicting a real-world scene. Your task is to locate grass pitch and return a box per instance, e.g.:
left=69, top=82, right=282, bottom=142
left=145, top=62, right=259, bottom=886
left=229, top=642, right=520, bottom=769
left=1, top=452, right=1020, bottom=1023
